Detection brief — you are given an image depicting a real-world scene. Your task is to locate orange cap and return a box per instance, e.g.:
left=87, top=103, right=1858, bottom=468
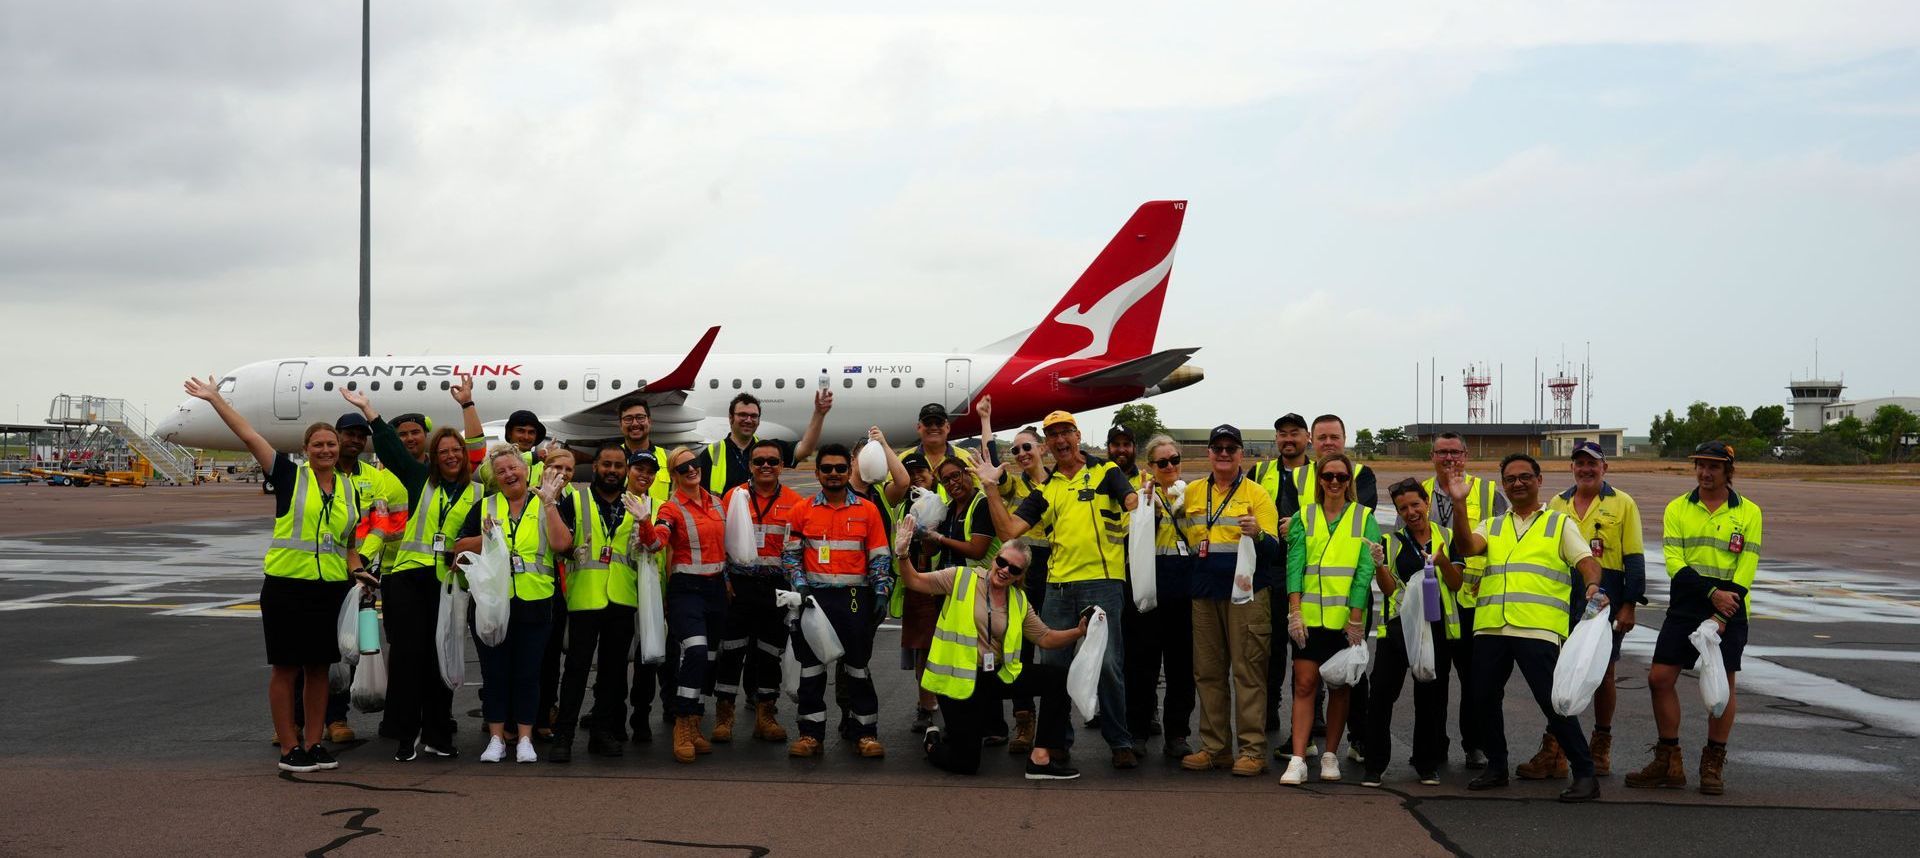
left=1042, top=410, right=1077, bottom=429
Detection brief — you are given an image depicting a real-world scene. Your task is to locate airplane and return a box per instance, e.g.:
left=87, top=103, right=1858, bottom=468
left=157, top=201, right=1205, bottom=453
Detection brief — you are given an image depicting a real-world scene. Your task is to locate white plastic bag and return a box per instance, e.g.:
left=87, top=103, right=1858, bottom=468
left=351, top=647, right=387, bottom=713
left=1128, top=492, right=1158, bottom=612
left=633, top=553, right=667, bottom=664
left=857, top=441, right=888, bottom=483
left=908, top=487, right=947, bottom=531
left=1230, top=537, right=1256, bottom=605
left=1691, top=619, right=1730, bottom=718
left=1400, top=573, right=1437, bottom=682
left=782, top=617, right=804, bottom=703
left=328, top=660, right=353, bottom=693
left=336, top=583, right=364, bottom=665
left=457, top=521, right=514, bottom=647
left=1323, top=643, right=1371, bottom=689
left=725, top=489, right=758, bottom=565
left=1068, top=606, right=1109, bottom=722
left=799, top=596, right=845, bottom=663
left=436, top=573, right=469, bottom=691
left=1552, top=606, right=1613, bottom=716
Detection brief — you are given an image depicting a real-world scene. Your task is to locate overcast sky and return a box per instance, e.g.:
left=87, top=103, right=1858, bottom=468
left=4, top=1, right=1917, bottom=438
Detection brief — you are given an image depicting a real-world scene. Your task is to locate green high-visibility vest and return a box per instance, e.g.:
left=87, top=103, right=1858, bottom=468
left=1298, top=502, right=1367, bottom=630
left=1377, top=526, right=1462, bottom=641
left=389, top=480, right=479, bottom=583
left=920, top=567, right=1028, bottom=699
left=262, top=462, right=359, bottom=581
left=484, top=493, right=556, bottom=602
left=1477, top=510, right=1575, bottom=638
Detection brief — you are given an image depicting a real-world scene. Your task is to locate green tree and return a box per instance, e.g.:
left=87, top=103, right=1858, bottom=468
left=1650, top=401, right=1767, bottom=458
left=1354, top=429, right=1379, bottom=457
left=1750, top=405, right=1788, bottom=442
left=1112, top=403, right=1168, bottom=445
left=1377, top=427, right=1410, bottom=446
left=1867, top=405, right=1920, bottom=463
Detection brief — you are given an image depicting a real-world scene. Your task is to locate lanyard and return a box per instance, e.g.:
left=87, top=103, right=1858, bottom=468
left=504, top=498, right=529, bottom=548
left=598, top=493, right=623, bottom=543
left=1204, top=475, right=1243, bottom=530
left=436, top=483, right=468, bottom=534
left=750, top=484, right=778, bottom=524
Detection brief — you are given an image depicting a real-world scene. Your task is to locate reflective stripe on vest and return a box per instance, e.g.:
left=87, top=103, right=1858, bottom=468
left=672, top=494, right=725, bottom=576
left=1426, top=474, right=1495, bottom=608
left=390, top=480, right=479, bottom=581
left=487, top=493, right=555, bottom=602
left=1476, top=510, right=1573, bottom=637
left=1377, top=528, right=1463, bottom=641
left=920, top=568, right=1027, bottom=699
left=1299, top=501, right=1368, bottom=630
left=263, top=463, right=359, bottom=581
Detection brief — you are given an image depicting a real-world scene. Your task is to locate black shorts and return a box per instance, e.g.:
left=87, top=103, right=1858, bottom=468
left=1293, top=627, right=1349, bottom=665
left=1651, top=617, right=1747, bottom=673
left=260, top=575, right=351, bottom=667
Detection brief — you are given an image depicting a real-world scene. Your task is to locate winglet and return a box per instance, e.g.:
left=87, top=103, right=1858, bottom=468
left=647, top=326, right=720, bottom=391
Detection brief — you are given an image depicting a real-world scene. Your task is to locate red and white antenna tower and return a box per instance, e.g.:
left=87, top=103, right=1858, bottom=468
left=1548, top=369, right=1579, bottom=425
left=1463, top=364, right=1492, bottom=423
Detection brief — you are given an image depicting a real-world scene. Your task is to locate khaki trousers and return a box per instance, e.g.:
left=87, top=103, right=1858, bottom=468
left=1191, top=590, right=1272, bottom=759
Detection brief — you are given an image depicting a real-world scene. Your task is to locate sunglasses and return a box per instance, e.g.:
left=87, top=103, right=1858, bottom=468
left=673, top=461, right=700, bottom=476
left=993, top=555, right=1025, bottom=576
left=921, top=418, right=948, bottom=428
left=1010, top=442, right=1036, bottom=455
left=750, top=456, right=782, bottom=468
left=1319, top=471, right=1351, bottom=484
left=1208, top=445, right=1241, bottom=455
left=1151, top=455, right=1181, bottom=469
left=817, top=463, right=850, bottom=475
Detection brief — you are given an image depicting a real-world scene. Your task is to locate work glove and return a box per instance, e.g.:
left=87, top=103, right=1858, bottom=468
left=773, top=589, right=805, bottom=611
left=1344, top=619, right=1365, bottom=648
left=1287, top=610, right=1308, bottom=649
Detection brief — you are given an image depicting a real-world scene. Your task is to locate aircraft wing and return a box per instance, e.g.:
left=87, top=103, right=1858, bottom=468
left=1059, top=347, right=1198, bottom=389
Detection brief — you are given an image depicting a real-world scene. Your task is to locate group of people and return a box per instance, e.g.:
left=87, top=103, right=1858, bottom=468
left=185, top=376, right=1760, bottom=798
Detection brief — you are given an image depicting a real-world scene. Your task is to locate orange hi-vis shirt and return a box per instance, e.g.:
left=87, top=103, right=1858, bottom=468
left=648, top=487, right=727, bottom=576
left=783, top=491, right=892, bottom=591
left=723, top=482, right=805, bottom=576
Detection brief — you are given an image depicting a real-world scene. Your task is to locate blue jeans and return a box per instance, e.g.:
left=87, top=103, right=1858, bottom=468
left=1037, top=578, right=1131, bottom=751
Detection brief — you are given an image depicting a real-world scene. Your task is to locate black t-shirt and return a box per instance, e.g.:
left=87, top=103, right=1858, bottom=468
left=935, top=491, right=996, bottom=567
left=695, top=436, right=796, bottom=494
left=1390, top=528, right=1462, bottom=583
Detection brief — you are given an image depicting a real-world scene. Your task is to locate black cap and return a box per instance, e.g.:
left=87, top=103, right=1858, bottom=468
left=505, top=409, right=547, bottom=443
left=1209, top=424, right=1243, bottom=445
left=1689, top=440, right=1736, bottom=463
left=1106, top=424, right=1134, bottom=443
left=627, top=450, right=661, bottom=471
left=1571, top=440, right=1605, bottom=462
left=901, top=452, right=932, bottom=472
left=334, top=412, right=371, bottom=433
left=391, top=412, right=430, bottom=433
left=918, top=403, right=949, bottom=424
left=1273, top=413, right=1307, bottom=431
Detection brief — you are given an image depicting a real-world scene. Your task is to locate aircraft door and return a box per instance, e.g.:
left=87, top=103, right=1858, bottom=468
left=274, top=361, right=305, bottom=421
left=943, top=359, right=970, bottom=415
left=583, top=370, right=600, bottom=403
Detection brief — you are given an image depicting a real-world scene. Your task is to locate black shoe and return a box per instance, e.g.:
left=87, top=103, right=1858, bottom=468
left=630, top=719, right=653, bottom=744
left=1464, top=748, right=1488, bottom=770
left=1417, top=769, right=1441, bottom=786
left=306, top=744, right=339, bottom=771
left=1468, top=771, right=1509, bottom=791
left=1560, top=776, right=1601, bottom=803
left=587, top=732, right=623, bottom=757
left=420, top=741, right=457, bottom=758
left=548, top=737, right=573, bottom=764
left=983, top=733, right=1009, bottom=747
left=1361, top=771, right=1385, bottom=787
left=923, top=726, right=941, bottom=756
left=1083, top=718, right=1098, bottom=729
left=1025, top=758, right=1081, bottom=780
left=394, top=741, right=418, bottom=762
left=1164, top=736, right=1193, bottom=759
left=278, top=747, right=320, bottom=773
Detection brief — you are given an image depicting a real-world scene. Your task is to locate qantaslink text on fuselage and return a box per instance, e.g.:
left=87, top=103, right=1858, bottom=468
left=325, top=364, right=523, bottom=378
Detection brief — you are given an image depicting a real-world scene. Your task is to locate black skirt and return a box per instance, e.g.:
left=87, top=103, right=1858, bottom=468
left=261, top=575, right=352, bottom=666
left=1293, top=626, right=1350, bottom=665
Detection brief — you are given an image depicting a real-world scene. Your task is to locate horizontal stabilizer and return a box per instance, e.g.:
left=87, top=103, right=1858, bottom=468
left=1060, top=347, right=1199, bottom=388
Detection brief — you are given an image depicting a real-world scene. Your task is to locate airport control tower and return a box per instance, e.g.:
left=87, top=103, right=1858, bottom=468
left=1788, top=377, right=1845, bottom=432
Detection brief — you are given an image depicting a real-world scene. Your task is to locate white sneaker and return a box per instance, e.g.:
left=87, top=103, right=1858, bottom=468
left=1320, top=751, right=1342, bottom=782
left=1280, top=755, right=1308, bottom=785
left=1306, top=742, right=1319, bottom=757
left=515, top=737, right=538, bottom=763
left=480, top=736, right=506, bottom=763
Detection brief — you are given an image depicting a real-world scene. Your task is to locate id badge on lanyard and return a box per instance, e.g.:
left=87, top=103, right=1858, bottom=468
left=600, top=545, right=613, bottom=564
left=320, top=533, right=336, bottom=553
left=432, top=534, right=446, bottom=554
left=510, top=555, right=526, bottom=575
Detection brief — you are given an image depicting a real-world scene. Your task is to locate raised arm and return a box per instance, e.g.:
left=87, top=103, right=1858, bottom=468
left=975, top=395, right=998, bottom=464
left=184, top=376, right=275, bottom=472
left=871, top=426, right=911, bottom=504
left=1441, top=473, right=1487, bottom=557
left=451, top=373, right=484, bottom=442
left=792, top=388, right=834, bottom=462
left=972, top=457, right=1032, bottom=540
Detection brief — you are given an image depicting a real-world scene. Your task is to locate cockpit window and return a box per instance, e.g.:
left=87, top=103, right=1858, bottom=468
left=218, top=377, right=237, bottom=394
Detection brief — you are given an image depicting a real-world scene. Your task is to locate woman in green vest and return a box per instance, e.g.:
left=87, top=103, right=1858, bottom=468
left=1281, top=452, right=1380, bottom=786
left=897, top=521, right=1090, bottom=780
left=380, top=426, right=478, bottom=762
left=452, top=445, right=574, bottom=764
left=184, top=376, right=372, bottom=774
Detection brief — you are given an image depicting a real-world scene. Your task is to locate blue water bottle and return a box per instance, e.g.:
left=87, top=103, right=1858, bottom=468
left=357, top=605, right=381, bottom=654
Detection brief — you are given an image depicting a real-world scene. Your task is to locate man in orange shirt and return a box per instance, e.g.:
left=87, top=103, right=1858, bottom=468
left=783, top=443, right=894, bottom=758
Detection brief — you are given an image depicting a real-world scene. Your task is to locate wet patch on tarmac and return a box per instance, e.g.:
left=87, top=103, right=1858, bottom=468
left=49, top=655, right=137, bottom=665
left=1735, top=750, right=1898, bottom=773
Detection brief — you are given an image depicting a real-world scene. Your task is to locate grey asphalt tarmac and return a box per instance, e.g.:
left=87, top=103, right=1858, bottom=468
left=4, top=514, right=1919, bottom=856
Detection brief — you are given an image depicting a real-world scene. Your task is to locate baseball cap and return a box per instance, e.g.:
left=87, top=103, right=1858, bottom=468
left=1106, top=424, right=1134, bottom=443
left=392, top=412, right=431, bottom=433
left=901, top=452, right=932, bottom=472
left=1208, top=424, right=1243, bottom=446
left=627, top=451, right=661, bottom=471
left=1571, top=440, right=1605, bottom=462
left=334, top=412, right=371, bottom=433
left=1273, top=413, right=1308, bottom=431
left=1042, top=410, right=1077, bottom=429
left=1688, top=440, right=1736, bottom=463
left=918, top=403, right=949, bottom=424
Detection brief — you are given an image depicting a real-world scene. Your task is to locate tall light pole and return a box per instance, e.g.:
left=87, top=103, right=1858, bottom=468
left=357, top=0, right=371, bottom=356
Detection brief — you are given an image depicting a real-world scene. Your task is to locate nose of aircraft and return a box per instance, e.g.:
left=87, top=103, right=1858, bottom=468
left=154, top=401, right=198, bottom=445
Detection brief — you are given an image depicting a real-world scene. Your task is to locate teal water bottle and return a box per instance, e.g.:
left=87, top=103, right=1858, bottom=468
left=358, top=606, right=381, bottom=654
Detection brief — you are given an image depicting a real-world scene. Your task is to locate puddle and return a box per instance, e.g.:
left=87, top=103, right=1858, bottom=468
left=50, top=655, right=138, bottom=665
left=1733, top=750, right=1897, bottom=773
left=1740, top=712, right=1859, bottom=730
